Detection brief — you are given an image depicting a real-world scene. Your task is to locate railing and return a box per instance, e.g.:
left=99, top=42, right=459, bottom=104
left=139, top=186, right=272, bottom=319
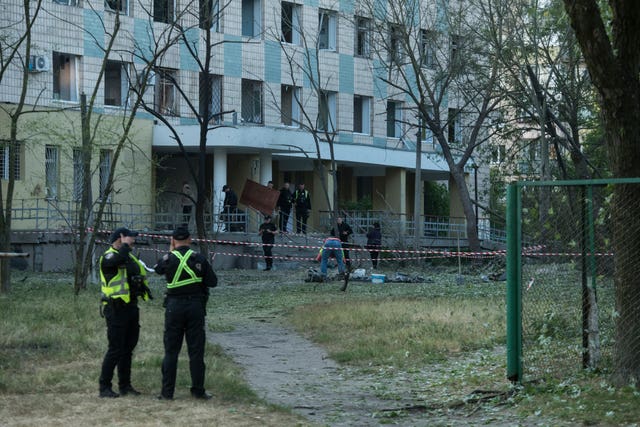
left=9, top=199, right=251, bottom=233
left=319, top=210, right=507, bottom=245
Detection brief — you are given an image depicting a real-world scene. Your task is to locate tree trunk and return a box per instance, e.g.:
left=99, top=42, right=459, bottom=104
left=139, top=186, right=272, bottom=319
left=450, top=166, right=480, bottom=251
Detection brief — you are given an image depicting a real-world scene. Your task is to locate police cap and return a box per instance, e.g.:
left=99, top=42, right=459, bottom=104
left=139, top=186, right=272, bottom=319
left=110, top=227, right=138, bottom=243
left=172, top=227, right=191, bottom=240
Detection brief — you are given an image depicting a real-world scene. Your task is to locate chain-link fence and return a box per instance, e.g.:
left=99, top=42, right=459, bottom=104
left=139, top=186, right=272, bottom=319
left=506, top=178, right=640, bottom=383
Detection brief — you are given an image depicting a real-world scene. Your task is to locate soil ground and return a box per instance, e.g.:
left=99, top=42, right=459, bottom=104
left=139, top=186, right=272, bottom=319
left=209, top=272, right=564, bottom=427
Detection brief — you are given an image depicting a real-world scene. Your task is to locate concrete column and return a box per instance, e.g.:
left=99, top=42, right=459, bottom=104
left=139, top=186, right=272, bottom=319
left=259, top=151, right=272, bottom=186
left=385, top=168, right=407, bottom=233
left=312, top=162, right=334, bottom=231
left=213, top=149, right=227, bottom=232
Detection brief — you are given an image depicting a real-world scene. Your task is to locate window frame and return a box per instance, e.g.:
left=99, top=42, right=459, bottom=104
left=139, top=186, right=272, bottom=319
left=241, top=0, right=262, bottom=38
left=420, top=29, right=436, bottom=69
left=104, top=60, right=130, bottom=107
left=318, top=90, right=337, bottom=132
left=281, top=84, right=301, bottom=127
left=45, top=145, right=59, bottom=200
left=355, top=16, right=371, bottom=58
left=104, top=0, right=128, bottom=15
left=72, top=148, right=84, bottom=202
left=353, top=94, right=371, bottom=135
left=241, top=79, right=263, bottom=124
left=281, top=2, right=301, bottom=45
left=154, top=0, right=175, bottom=24
left=200, top=0, right=221, bottom=31
left=99, top=149, right=112, bottom=201
left=52, top=52, right=79, bottom=102
left=155, top=68, right=179, bottom=116
left=386, top=100, right=402, bottom=138
left=318, top=9, right=337, bottom=51
left=0, top=141, right=21, bottom=181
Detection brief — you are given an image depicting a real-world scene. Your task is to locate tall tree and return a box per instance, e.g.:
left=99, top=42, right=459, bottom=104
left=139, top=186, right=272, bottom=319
left=0, top=0, right=43, bottom=293
left=361, top=0, right=505, bottom=251
left=135, top=0, right=234, bottom=255
left=561, top=0, right=640, bottom=384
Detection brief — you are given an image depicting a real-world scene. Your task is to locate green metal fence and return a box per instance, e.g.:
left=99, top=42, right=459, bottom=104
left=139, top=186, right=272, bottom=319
left=506, top=178, right=640, bottom=383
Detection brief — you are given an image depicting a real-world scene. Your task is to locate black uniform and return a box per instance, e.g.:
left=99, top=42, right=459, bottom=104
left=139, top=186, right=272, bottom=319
left=155, top=245, right=217, bottom=399
left=276, top=186, right=293, bottom=232
left=222, top=186, right=239, bottom=231
left=366, top=224, right=382, bottom=269
left=259, top=219, right=277, bottom=270
left=331, top=220, right=354, bottom=266
left=294, top=188, right=311, bottom=234
left=99, top=243, right=149, bottom=396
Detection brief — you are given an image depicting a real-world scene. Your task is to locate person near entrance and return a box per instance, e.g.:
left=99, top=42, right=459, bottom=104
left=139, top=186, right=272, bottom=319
left=293, top=183, right=311, bottom=234
left=258, top=215, right=277, bottom=270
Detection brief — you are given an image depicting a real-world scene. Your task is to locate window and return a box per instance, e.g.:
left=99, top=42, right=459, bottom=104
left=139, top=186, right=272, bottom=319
left=492, top=144, right=506, bottom=163
left=281, top=85, right=301, bottom=127
left=448, top=108, right=461, bottom=143
left=241, top=79, right=263, bottom=124
left=99, top=150, right=112, bottom=201
left=355, top=16, right=371, bottom=57
left=318, top=90, right=337, bottom=132
left=53, top=0, right=77, bottom=6
left=242, top=0, right=261, bottom=37
left=155, top=68, right=178, bottom=116
left=386, top=101, right=402, bottom=138
left=389, top=24, right=403, bottom=64
left=353, top=95, right=371, bottom=135
left=104, top=61, right=130, bottom=107
left=200, top=73, right=223, bottom=123
left=73, top=149, right=84, bottom=202
left=318, top=10, right=337, bottom=50
left=420, top=106, right=434, bottom=144
left=154, top=0, right=174, bottom=23
left=0, top=141, right=21, bottom=180
left=105, top=0, right=128, bottom=14
left=45, top=145, right=59, bottom=200
left=52, top=52, right=79, bottom=102
left=200, top=0, right=221, bottom=31
left=450, top=34, right=462, bottom=67
left=281, top=2, right=301, bottom=44
left=420, top=29, right=436, bottom=68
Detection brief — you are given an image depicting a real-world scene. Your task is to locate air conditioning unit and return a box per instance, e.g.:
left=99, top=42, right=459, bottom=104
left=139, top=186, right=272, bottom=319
left=29, top=55, right=50, bottom=72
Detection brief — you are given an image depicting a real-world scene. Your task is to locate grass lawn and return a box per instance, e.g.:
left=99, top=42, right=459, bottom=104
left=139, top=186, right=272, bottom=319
left=1, top=265, right=639, bottom=426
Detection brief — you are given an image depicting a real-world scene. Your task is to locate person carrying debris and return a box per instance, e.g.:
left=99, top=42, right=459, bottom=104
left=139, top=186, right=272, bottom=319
left=317, top=236, right=346, bottom=280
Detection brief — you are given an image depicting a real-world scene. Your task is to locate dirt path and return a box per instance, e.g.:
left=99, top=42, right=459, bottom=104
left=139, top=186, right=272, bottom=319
left=211, top=320, right=412, bottom=426
left=210, top=320, right=552, bottom=427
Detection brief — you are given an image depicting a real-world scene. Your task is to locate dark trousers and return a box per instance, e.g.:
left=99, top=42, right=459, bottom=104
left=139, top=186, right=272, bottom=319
left=99, top=303, right=140, bottom=392
left=367, top=245, right=380, bottom=268
left=262, top=244, right=273, bottom=269
left=279, top=208, right=291, bottom=232
left=295, top=211, right=308, bottom=234
left=161, top=297, right=206, bottom=398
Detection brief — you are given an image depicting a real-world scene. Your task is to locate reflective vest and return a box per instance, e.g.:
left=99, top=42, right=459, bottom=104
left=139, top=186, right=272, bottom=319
left=99, top=247, right=149, bottom=304
left=167, top=249, right=201, bottom=289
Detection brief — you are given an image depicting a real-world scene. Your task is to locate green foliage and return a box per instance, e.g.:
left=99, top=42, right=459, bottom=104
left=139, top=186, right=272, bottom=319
left=424, top=181, right=450, bottom=216
left=340, top=195, right=372, bottom=211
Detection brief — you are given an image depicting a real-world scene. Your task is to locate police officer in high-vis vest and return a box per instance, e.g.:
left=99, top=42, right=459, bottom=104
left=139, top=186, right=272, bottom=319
left=154, top=226, right=217, bottom=400
left=99, top=227, right=151, bottom=398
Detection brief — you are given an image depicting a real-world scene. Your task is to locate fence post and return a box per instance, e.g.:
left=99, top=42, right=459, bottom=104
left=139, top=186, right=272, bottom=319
left=506, top=183, right=522, bottom=383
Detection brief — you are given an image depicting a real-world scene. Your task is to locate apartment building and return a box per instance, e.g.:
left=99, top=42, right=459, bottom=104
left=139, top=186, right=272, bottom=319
left=0, top=0, right=476, bottom=234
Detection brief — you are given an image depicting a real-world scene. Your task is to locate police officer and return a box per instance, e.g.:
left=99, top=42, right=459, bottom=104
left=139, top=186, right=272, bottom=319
left=155, top=227, right=217, bottom=400
left=99, top=227, right=151, bottom=398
